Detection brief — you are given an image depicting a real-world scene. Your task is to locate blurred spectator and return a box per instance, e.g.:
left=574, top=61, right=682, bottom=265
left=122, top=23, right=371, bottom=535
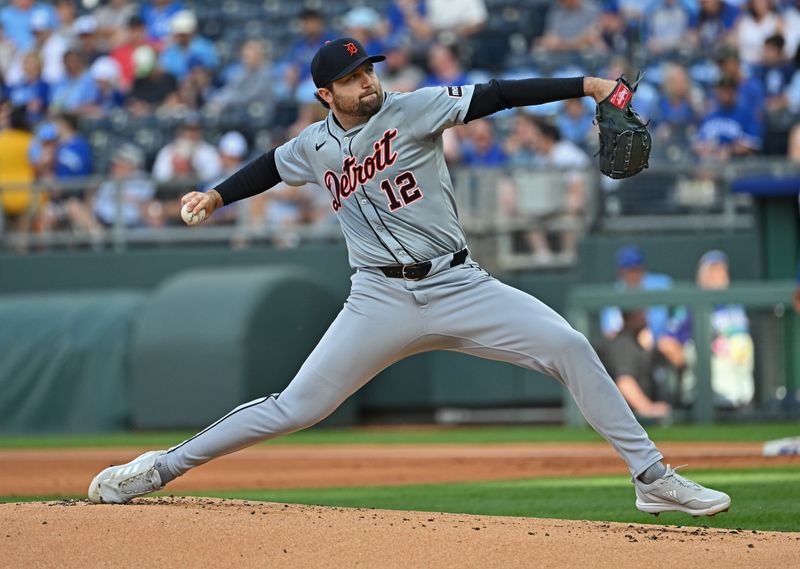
left=206, top=131, right=248, bottom=225
left=73, top=15, right=103, bottom=65
left=715, top=44, right=765, bottom=112
left=152, top=113, right=222, bottom=184
left=385, top=0, right=433, bottom=46
left=597, top=310, right=673, bottom=420
left=34, top=113, right=99, bottom=237
left=694, top=74, right=763, bottom=159
left=650, top=63, right=704, bottom=156
left=529, top=119, right=590, bottom=259
left=752, top=34, right=794, bottom=111
left=504, top=111, right=539, bottom=167
left=420, top=42, right=469, bottom=87
left=378, top=38, right=424, bottom=92
left=53, top=0, right=77, bottom=34
left=159, top=10, right=217, bottom=82
left=50, top=49, right=100, bottom=114
left=600, top=244, right=674, bottom=340
left=95, top=0, right=139, bottom=51
left=0, top=104, right=38, bottom=243
left=93, top=143, right=156, bottom=228
left=783, top=0, right=800, bottom=58
left=690, top=0, right=740, bottom=53
left=342, top=7, right=388, bottom=56
left=30, top=4, right=68, bottom=85
left=85, top=56, right=125, bottom=116
left=735, top=0, right=781, bottom=67
left=458, top=118, right=507, bottom=167
left=0, top=0, right=53, bottom=53
left=645, top=0, right=694, bottom=56
left=280, top=9, right=333, bottom=98
left=425, top=0, right=488, bottom=39
left=127, top=44, right=178, bottom=114
left=142, top=0, right=184, bottom=43
left=247, top=183, right=317, bottom=249
left=555, top=98, right=595, bottom=150
left=536, top=0, right=606, bottom=55
left=176, top=56, right=215, bottom=110
left=7, top=52, right=49, bottom=124
left=658, top=250, right=755, bottom=408
left=208, top=40, right=274, bottom=116
left=110, top=15, right=158, bottom=91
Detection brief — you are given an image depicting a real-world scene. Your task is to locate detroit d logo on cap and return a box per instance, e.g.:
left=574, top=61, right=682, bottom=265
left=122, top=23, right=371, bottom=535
left=344, top=42, right=358, bottom=56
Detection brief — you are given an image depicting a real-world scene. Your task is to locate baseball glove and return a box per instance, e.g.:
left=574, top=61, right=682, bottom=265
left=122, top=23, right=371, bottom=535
left=595, top=73, right=651, bottom=179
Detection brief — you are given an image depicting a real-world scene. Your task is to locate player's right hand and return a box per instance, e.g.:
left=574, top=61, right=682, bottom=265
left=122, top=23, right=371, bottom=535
left=180, top=190, right=223, bottom=222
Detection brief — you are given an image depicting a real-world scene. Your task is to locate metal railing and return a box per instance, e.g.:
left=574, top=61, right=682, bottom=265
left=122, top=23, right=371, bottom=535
left=566, top=281, right=799, bottom=425
left=0, top=159, right=782, bottom=270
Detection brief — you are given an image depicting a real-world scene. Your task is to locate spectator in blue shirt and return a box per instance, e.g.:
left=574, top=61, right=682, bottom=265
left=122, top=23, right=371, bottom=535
left=53, top=113, right=93, bottom=180
left=142, top=0, right=184, bottom=43
left=459, top=118, right=508, bottom=167
left=0, top=0, right=54, bottom=53
left=690, top=0, right=739, bottom=53
left=752, top=33, right=795, bottom=112
left=50, top=49, right=101, bottom=114
left=420, top=42, right=470, bottom=88
left=86, top=56, right=126, bottom=117
left=695, top=74, right=763, bottom=159
left=36, top=113, right=100, bottom=237
left=279, top=9, right=333, bottom=98
left=715, top=44, right=765, bottom=113
left=556, top=98, right=595, bottom=150
left=650, top=63, right=704, bottom=160
left=7, top=52, right=49, bottom=124
left=600, top=245, right=674, bottom=340
left=159, top=10, right=217, bottom=81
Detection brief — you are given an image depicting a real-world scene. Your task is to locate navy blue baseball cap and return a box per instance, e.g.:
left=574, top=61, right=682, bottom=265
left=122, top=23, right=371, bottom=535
left=311, top=37, right=385, bottom=88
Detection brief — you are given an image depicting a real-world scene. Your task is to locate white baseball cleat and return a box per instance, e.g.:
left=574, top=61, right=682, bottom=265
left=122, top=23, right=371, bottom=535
left=634, top=464, right=731, bottom=517
left=88, top=450, right=166, bottom=504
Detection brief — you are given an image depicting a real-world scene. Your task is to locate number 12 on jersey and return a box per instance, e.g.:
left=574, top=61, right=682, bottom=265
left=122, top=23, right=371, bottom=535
left=379, top=172, right=423, bottom=211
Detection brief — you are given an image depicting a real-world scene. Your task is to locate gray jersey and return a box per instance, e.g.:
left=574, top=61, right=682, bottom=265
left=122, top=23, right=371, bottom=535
left=275, top=85, right=476, bottom=268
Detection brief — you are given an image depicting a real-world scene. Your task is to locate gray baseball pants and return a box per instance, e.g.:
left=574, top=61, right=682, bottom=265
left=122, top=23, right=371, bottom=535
left=163, top=254, right=663, bottom=480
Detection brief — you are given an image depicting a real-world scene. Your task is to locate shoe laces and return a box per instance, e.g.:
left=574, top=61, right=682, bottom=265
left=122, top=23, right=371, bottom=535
left=119, top=468, right=159, bottom=496
left=664, top=464, right=703, bottom=491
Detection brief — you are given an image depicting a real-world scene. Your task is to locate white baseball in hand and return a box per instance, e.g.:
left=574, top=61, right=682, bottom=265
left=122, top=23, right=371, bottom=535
left=181, top=204, right=206, bottom=225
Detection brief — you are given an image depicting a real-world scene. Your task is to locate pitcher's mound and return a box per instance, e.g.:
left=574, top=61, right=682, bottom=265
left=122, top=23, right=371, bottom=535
left=1, top=497, right=796, bottom=569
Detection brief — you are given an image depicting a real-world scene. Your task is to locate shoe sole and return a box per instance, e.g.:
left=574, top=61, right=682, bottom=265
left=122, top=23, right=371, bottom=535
left=635, top=498, right=731, bottom=517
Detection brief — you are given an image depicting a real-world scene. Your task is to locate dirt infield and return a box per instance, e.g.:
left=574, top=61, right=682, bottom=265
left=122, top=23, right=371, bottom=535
left=0, top=441, right=798, bottom=496
left=3, top=498, right=798, bottom=569
left=2, top=442, right=798, bottom=568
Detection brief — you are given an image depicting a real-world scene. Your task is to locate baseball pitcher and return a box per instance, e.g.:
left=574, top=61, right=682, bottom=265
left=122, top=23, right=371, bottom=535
left=89, top=38, right=728, bottom=517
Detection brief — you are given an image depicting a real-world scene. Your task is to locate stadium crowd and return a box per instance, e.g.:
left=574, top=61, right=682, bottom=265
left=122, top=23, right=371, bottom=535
left=1, top=0, right=800, bottom=247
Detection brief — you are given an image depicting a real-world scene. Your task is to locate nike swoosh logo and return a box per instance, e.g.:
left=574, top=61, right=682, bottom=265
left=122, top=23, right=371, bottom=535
left=315, top=141, right=326, bottom=151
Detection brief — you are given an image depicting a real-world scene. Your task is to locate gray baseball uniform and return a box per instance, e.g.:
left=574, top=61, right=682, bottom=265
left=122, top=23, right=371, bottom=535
left=161, top=86, right=663, bottom=481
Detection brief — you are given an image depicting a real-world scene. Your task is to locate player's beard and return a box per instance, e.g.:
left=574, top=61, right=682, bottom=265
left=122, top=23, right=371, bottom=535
left=333, top=87, right=383, bottom=119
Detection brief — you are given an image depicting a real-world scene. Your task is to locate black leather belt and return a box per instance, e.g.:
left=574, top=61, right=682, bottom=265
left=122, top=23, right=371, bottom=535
left=378, top=248, right=468, bottom=280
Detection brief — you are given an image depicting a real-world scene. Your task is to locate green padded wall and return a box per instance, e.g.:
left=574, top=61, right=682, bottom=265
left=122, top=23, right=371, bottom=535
left=131, top=266, right=349, bottom=430
left=0, top=292, right=144, bottom=433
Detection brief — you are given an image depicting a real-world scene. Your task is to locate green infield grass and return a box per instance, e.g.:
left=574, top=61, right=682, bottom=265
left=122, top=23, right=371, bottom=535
left=0, top=422, right=798, bottom=449
left=3, top=467, right=798, bottom=532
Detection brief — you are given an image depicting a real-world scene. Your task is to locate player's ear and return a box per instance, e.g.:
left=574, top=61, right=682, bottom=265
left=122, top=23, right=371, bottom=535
left=317, top=87, right=333, bottom=106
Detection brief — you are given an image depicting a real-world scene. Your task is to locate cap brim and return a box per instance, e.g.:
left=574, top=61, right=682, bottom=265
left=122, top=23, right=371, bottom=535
left=328, top=54, right=385, bottom=85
